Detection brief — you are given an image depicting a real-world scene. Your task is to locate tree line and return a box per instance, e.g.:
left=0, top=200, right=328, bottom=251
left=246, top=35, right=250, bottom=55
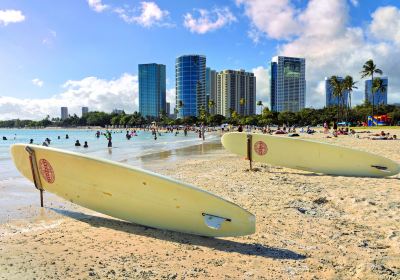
left=0, top=102, right=399, bottom=128
left=327, top=59, right=388, bottom=123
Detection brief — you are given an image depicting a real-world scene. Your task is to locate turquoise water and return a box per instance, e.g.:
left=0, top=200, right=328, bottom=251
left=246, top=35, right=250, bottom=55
left=0, top=128, right=217, bottom=179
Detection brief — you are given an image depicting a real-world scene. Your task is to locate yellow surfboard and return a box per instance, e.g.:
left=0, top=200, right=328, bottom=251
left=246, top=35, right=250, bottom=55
left=10, top=144, right=255, bottom=237
left=221, top=132, right=400, bottom=177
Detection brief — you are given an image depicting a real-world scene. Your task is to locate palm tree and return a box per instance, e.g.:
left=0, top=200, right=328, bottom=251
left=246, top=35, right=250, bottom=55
left=372, top=77, right=387, bottom=113
left=208, top=100, right=215, bottom=115
left=360, top=59, right=383, bottom=116
left=239, top=98, right=246, bottom=116
left=329, top=76, right=344, bottom=121
left=343, top=75, right=358, bottom=124
left=343, top=76, right=357, bottom=108
left=256, top=100, right=263, bottom=114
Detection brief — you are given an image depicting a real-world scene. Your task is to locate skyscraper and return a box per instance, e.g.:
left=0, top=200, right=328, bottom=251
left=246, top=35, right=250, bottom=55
left=61, top=107, right=68, bottom=120
left=206, top=68, right=217, bottom=115
left=175, top=55, right=206, bottom=118
left=166, top=102, right=170, bottom=115
left=365, top=77, right=388, bottom=106
left=82, top=106, right=89, bottom=116
left=325, top=77, right=349, bottom=107
left=139, top=63, right=166, bottom=118
left=216, top=70, right=256, bottom=117
left=270, top=56, right=306, bottom=112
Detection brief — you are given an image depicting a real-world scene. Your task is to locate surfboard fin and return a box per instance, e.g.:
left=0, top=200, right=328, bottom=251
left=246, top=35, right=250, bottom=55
left=202, top=213, right=231, bottom=230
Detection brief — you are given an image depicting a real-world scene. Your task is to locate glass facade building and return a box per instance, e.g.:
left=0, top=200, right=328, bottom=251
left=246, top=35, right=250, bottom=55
left=270, top=56, right=306, bottom=112
left=365, top=77, right=388, bottom=106
left=175, top=55, right=206, bottom=118
left=325, top=77, right=349, bottom=107
left=61, top=107, right=68, bottom=120
left=139, top=63, right=166, bottom=118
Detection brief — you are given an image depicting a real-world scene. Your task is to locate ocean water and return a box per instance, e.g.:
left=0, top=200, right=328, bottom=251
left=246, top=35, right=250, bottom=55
left=0, top=128, right=218, bottom=179
left=0, top=128, right=220, bottom=223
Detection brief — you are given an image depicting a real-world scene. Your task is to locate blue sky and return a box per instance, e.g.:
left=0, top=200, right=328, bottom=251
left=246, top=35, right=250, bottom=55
left=0, top=0, right=399, bottom=119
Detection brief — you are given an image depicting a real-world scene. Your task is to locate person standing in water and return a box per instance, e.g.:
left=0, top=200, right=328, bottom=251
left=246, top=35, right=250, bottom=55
left=105, top=130, right=112, bottom=147
left=201, top=124, right=205, bottom=141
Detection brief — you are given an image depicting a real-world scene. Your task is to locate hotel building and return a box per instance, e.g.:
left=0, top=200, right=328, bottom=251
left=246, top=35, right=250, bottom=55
left=270, top=56, right=306, bottom=112
left=139, top=63, right=166, bottom=118
left=175, top=55, right=206, bottom=118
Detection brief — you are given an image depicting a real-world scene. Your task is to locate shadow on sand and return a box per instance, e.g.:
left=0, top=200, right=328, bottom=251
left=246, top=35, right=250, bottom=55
left=50, top=208, right=306, bottom=261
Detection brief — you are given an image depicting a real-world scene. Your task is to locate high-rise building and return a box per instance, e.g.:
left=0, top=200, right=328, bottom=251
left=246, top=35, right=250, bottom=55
left=206, top=68, right=217, bottom=115
left=270, top=56, right=306, bottom=112
left=365, top=77, right=388, bottom=106
left=61, top=107, right=68, bottom=120
left=166, top=102, right=170, bottom=115
left=216, top=70, right=256, bottom=117
left=175, top=55, right=206, bottom=118
left=112, top=109, right=124, bottom=114
left=325, top=77, right=349, bottom=107
left=82, top=106, right=89, bottom=116
left=139, top=63, right=166, bottom=118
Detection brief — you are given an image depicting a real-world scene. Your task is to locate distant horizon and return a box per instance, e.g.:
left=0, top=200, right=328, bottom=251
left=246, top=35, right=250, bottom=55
left=1, top=0, right=399, bottom=120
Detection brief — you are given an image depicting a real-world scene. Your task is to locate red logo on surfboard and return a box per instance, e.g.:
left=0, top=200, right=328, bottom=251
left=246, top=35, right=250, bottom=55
left=254, top=141, right=268, bottom=156
left=39, top=159, right=55, bottom=184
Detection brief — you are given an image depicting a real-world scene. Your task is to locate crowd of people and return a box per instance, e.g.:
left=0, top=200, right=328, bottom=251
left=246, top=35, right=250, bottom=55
left=2, top=122, right=398, bottom=151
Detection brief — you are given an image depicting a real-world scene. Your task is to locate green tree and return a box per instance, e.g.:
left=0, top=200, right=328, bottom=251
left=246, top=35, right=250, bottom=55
left=199, top=105, right=208, bottom=124
left=329, top=76, right=344, bottom=121
left=360, top=59, right=383, bottom=116
left=208, top=114, right=225, bottom=125
left=239, top=98, right=245, bottom=115
left=208, top=100, right=215, bottom=115
left=372, top=77, right=387, bottom=109
left=278, top=111, right=297, bottom=126
left=343, top=75, right=358, bottom=123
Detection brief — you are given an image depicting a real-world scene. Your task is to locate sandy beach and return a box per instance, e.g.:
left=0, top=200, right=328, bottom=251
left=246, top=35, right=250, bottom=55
left=1, top=129, right=399, bottom=279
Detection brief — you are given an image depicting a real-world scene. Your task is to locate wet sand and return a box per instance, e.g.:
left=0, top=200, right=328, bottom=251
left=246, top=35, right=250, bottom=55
left=1, top=129, right=399, bottom=279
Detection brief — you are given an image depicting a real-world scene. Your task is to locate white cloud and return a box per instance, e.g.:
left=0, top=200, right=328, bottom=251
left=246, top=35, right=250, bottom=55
left=369, top=6, right=400, bottom=46
left=87, top=0, right=109, bottom=13
left=349, top=0, right=358, bottom=7
left=236, top=0, right=300, bottom=40
left=239, top=0, right=400, bottom=107
left=252, top=66, right=270, bottom=111
left=32, top=78, right=44, bottom=87
left=0, top=9, right=25, bottom=26
left=183, top=7, right=236, bottom=34
left=166, top=88, right=176, bottom=112
left=0, top=73, right=138, bottom=120
left=114, top=2, right=171, bottom=27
